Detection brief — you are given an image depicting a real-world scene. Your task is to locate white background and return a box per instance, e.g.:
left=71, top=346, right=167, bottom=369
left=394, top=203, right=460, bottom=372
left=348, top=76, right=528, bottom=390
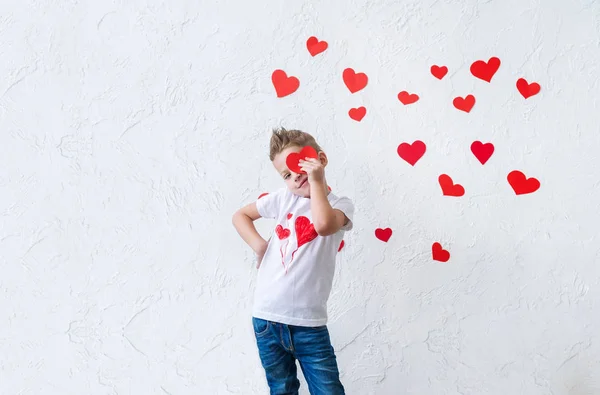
left=1, top=0, right=599, bottom=394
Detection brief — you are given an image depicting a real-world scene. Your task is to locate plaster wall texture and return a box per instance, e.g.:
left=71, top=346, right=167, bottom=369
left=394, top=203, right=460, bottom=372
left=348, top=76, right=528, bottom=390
left=1, top=0, right=599, bottom=394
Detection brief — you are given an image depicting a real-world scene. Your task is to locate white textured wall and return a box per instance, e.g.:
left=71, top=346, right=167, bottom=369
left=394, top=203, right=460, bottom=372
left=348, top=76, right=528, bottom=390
left=1, top=0, right=599, bottom=394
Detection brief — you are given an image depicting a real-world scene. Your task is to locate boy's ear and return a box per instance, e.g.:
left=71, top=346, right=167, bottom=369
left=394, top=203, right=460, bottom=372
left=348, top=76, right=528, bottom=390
left=318, top=151, right=328, bottom=166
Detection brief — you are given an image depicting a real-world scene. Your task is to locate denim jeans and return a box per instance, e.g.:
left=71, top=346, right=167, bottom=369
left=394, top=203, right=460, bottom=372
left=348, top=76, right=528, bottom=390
left=252, top=317, right=345, bottom=395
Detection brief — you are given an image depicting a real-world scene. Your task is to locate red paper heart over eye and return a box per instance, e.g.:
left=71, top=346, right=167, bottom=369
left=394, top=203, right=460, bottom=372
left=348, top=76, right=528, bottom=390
left=275, top=224, right=291, bottom=240
left=286, top=146, right=318, bottom=174
left=295, top=216, right=318, bottom=248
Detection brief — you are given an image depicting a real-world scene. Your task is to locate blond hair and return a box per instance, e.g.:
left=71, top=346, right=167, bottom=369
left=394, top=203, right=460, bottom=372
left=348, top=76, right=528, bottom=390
left=269, top=127, right=323, bottom=161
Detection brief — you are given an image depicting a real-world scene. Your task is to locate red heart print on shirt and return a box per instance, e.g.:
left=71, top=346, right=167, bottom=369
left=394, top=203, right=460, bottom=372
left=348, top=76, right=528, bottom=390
left=398, top=91, right=419, bottom=105
left=295, top=216, right=318, bottom=248
left=470, top=57, right=501, bottom=82
left=516, top=78, right=541, bottom=99
left=397, top=140, right=426, bottom=166
left=338, top=240, right=345, bottom=252
left=453, top=95, right=476, bottom=112
left=306, top=36, right=328, bottom=56
left=286, top=146, right=318, bottom=174
left=470, top=141, right=494, bottom=165
left=258, top=192, right=269, bottom=199
left=287, top=213, right=293, bottom=220
left=275, top=224, right=291, bottom=240
left=438, top=174, right=465, bottom=197
left=432, top=242, right=450, bottom=262
left=507, top=170, right=540, bottom=195
left=431, top=65, right=448, bottom=80
left=349, top=106, right=366, bottom=121
left=272, top=69, right=299, bottom=98
left=343, top=68, right=368, bottom=93
left=375, top=228, right=392, bottom=242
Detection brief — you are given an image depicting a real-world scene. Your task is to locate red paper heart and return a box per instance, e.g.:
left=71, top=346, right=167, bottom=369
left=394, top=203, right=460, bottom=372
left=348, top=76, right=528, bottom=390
left=516, top=78, right=541, bottom=99
left=470, top=141, right=494, bottom=165
left=275, top=224, right=291, bottom=240
left=295, top=216, right=318, bottom=248
left=432, top=242, right=450, bottom=262
left=507, top=170, right=540, bottom=195
left=431, top=65, right=448, bottom=80
left=306, top=36, right=328, bottom=56
left=349, top=106, right=366, bottom=121
left=287, top=213, right=293, bottom=220
left=453, top=95, right=476, bottom=112
left=438, top=174, right=465, bottom=197
left=343, top=68, right=368, bottom=93
left=338, top=240, right=345, bottom=252
left=470, top=57, right=501, bottom=82
left=258, top=192, right=269, bottom=199
left=397, top=140, right=426, bottom=166
left=286, top=146, right=318, bottom=174
left=398, top=91, right=419, bottom=105
left=272, top=69, right=299, bottom=98
left=375, top=228, right=392, bottom=242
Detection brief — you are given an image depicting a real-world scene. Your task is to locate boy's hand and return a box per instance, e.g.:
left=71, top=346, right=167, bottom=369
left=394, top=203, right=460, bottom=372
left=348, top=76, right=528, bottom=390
left=254, top=238, right=269, bottom=269
left=299, top=158, right=325, bottom=185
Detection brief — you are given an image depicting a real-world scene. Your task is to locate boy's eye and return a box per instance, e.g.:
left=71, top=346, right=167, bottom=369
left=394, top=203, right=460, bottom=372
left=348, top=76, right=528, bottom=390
left=284, top=174, right=290, bottom=179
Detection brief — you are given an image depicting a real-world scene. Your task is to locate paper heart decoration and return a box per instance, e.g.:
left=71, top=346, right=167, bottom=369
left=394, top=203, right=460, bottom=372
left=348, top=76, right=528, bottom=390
left=275, top=224, right=291, bottom=240
left=306, top=36, right=328, bottom=56
left=453, top=95, right=476, bottom=113
left=349, top=106, right=366, bottom=121
left=286, top=146, right=318, bottom=174
left=438, top=174, right=465, bottom=197
left=338, top=240, right=345, bottom=252
left=343, top=68, right=368, bottom=93
left=470, top=141, right=494, bottom=165
left=272, top=69, right=299, bottom=98
left=432, top=242, right=450, bottom=262
left=431, top=65, right=448, bottom=80
left=397, top=140, right=426, bottom=166
left=507, top=170, right=540, bottom=195
left=375, top=228, right=392, bottom=242
left=516, top=78, right=541, bottom=99
left=398, top=91, right=419, bottom=105
left=470, top=57, right=501, bottom=82
left=295, top=216, right=318, bottom=248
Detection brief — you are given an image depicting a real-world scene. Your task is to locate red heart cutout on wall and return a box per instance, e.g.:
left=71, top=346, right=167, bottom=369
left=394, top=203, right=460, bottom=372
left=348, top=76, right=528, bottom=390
left=470, top=57, right=501, bottom=82
left=338, top=240, right=345, bottom=252
left=438, top=174, right=465, bottom=197
left=349, top=106, right=366, bottom=121
left=306, top=36, right=328, bottom=56
left=398, top=91, right=419, bottom=105
left=397, top=140, right=426, bottom=166
left=286, top=146, right=318, bottom=174
left=516, top=78, right=541, bottom=99
left=295, top=216, right=318, bottom=248
left=431, top=65, right=448, bottom=80
left=272, top=69, right=299, bottom=98
left=275, top=224, right=291, bottom=240
left=343, top=68, right=368, bottom=93
left=507, top=170, right=540, bottom=195
left=470, top=141, right=494, bottom=165
left=432, top=242, right=450, bottom=262
left=453, top=95, right=476, bottom=112
left=375, top=228, right=392, bottom=242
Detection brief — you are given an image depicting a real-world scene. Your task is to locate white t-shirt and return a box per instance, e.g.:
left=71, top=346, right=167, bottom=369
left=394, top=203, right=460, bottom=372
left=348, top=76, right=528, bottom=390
left=253, top=186, right=355, bottom=327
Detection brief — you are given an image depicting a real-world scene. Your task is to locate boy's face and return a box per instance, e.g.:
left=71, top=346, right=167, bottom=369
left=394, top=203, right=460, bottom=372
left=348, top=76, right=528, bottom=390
left=273, top=145, right=327, bottom=198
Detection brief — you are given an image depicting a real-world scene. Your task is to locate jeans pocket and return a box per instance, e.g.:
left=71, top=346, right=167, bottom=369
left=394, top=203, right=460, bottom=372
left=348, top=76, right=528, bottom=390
left=252, top=317, right=270, bottom=337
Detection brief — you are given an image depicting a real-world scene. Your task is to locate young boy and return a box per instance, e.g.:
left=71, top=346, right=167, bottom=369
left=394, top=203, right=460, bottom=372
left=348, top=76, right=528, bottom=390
left=232, top=127, right=354, bottom=395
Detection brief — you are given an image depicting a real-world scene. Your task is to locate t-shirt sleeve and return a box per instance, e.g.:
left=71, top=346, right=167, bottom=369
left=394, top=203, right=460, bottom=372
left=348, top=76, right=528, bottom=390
left=332, top=196, right=354, bottom=232
left=255, top=188, right=285, bottom=219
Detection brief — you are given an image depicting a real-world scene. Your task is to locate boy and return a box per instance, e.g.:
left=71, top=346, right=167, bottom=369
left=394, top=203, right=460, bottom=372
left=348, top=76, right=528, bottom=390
left=232, top=127, right=354, bottom=395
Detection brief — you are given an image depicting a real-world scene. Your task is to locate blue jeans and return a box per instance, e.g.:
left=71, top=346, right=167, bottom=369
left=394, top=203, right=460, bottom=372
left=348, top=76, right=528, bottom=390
left=252, top=317, right=345, bottom=395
